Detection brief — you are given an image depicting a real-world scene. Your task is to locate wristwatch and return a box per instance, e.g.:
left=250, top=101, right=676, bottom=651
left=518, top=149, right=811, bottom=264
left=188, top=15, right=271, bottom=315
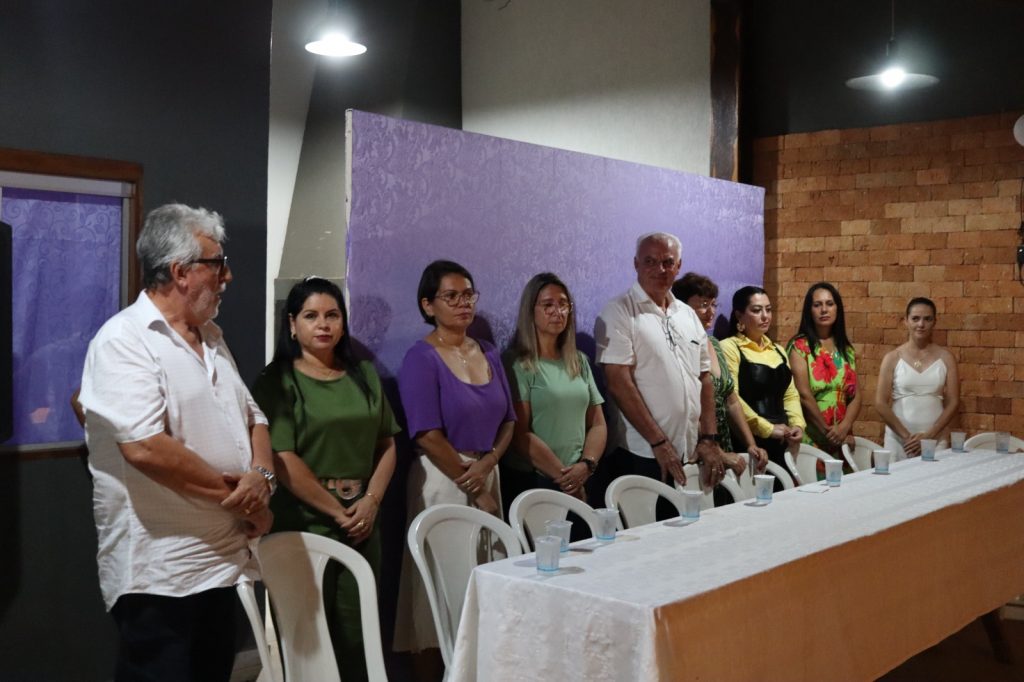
left=580, top=457, right=598, bottom=474
left=697, top=433, right=721, bottom=444
left=254, top=465, right=278, bottom=496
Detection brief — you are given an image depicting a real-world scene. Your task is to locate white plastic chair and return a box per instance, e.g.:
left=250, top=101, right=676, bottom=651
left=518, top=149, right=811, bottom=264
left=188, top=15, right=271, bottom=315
left=727, top=453, right=795, bottom=499
left=964, top=432, right=1024, bottom=452
left=407, top=503, right=523, bottom=671
left=680, top=463, right=745, bottom=507
left=257, top=532, right=388, bottom=682
left=841, top=436, right=883, bottom=472
left=605, top=475, right=689, bottom=528
left=785, top=443, right=839, bottom=486
left=509, top=488, right=602, bottom=551
left=237, top=582, right=282, bottom=682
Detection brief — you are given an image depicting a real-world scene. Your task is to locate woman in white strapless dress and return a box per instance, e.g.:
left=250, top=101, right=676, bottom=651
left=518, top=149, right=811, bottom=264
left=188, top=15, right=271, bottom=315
left=874, top=297, right=960, bottom=460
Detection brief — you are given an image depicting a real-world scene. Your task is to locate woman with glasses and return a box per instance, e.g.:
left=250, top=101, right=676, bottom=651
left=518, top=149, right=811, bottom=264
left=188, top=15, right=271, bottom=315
left=720, top=286, right=805, bottom=471
left=393, top=260, right=515, bottom=663
left=787, top=282, right=861, bottom=459
left=875, top=297, right=960, bottom=460
left=252, top=277, right=399, bottom=682
left=673, top=274, right=768, bottom=478
left=504, top=273, right=606, bottom=514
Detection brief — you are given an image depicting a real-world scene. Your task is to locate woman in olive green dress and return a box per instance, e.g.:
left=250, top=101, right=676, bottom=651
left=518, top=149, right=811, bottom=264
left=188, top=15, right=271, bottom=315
left=253, top=276, right=398, bottom=682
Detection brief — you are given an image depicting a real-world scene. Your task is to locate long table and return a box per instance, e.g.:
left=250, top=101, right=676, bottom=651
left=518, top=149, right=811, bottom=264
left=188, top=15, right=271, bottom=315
left=449, top=449, right=1024, bottom=681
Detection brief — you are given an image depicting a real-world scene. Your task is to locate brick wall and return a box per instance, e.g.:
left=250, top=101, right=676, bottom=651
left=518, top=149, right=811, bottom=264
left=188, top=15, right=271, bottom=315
left=752, top=111, right=1024, bottom=443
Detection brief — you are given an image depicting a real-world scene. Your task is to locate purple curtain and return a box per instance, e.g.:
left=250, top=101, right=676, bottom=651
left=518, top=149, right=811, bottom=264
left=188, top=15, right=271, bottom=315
left=2, top=188, right=121, bottom=446
left=346, top=111, right=765, bottom=380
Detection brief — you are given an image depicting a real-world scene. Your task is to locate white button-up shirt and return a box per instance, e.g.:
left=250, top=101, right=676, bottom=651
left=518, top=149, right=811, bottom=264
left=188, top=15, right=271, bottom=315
left=595, top=282, right=710, bottom=460
left=79, top=292, right=266, bottom=610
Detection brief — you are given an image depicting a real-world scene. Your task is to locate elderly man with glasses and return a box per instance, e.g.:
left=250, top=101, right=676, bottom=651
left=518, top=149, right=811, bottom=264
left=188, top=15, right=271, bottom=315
left=594, top=232, right=737, bottom=516
left=79, top=203, right=276, bottom=682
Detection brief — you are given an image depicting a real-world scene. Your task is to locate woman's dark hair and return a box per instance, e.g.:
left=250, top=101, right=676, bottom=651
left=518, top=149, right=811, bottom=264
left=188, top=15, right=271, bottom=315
left=416, top=260, right=475, bottom=325
left=906, top=296, right=937, bottom=317
left=793, top=282, right=853, bottom=358
left=728, top=285, right=769, bottom=337
left=672, top=272, right=719, bottom=302
left=274, top=276, right=370, bottom=402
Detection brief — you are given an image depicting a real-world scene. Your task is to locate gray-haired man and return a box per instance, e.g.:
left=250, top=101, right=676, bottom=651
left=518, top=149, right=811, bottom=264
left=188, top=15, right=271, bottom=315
left=80, top=203, right=275, bottom=681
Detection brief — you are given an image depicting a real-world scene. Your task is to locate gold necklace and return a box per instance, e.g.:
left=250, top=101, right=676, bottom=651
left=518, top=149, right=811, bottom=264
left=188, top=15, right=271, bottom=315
left=435, top=330, right=471, bottom=366
left=298, top=358, right=342, bottom=379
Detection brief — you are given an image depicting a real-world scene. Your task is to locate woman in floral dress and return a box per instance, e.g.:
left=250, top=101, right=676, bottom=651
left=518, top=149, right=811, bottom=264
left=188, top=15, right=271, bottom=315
left=787, top=282, right=861, bottom=457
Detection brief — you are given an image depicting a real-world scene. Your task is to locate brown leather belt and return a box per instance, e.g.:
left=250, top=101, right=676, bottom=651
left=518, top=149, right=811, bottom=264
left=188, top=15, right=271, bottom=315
left=321, top=478, right=365, bottom=500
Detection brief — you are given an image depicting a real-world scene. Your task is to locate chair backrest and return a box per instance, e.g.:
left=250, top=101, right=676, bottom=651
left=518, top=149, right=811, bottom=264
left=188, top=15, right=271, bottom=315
left=725, top=453, right=795, bottom=500
left=842, top=436, right=881, bottom=472
left=964, top=432, right=1024, bottom=452
left=605, top=475, right=689, bottom=528
left=236, top=582, right=282, bottom=682
left=258, top=532, right=388, bottom=682
left=407, top=503, right=523, bottom=669
left=764, top=459, right=796, bottom=490
left=785, top=443, right=839, bottom=486
left=509, top=488, right=601, bottom=552
left=680, top=463, right=742, bottom=507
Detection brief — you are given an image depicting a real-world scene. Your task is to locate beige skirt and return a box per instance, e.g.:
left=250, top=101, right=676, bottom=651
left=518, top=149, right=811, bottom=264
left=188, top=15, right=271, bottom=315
left=392, top=452, right=502, bottom=653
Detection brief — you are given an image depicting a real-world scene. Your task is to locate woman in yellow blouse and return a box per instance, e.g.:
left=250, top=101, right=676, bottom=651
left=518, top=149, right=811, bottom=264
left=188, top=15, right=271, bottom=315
left=719, top=286, right=805, bottom=469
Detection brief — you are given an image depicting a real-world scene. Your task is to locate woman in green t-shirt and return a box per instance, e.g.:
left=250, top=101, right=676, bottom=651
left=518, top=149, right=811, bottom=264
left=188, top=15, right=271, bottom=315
left=253, top=277, right=399, bottom=682
left=505, top=273, right=607, bottom=512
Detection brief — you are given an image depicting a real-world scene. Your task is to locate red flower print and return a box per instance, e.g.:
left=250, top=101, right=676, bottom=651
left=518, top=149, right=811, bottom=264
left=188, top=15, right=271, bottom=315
left=794, top=337, right=811, bottom=355
left=811, top=352, right=838, bottom=384
left=821, top=404, right=837, bottom=427
left=843, top=367, right=858, bottom=402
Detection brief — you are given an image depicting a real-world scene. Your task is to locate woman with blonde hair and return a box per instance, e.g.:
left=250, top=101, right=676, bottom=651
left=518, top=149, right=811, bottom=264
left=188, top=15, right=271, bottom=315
left=503, top=273, right=607, bottom=511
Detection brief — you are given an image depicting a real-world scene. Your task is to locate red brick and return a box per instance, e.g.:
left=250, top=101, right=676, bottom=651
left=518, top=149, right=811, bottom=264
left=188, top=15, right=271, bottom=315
left=929, top=249, right=964, bottom=265
left=962, top=181, right=999, bottom=198
left=947, top=198, right=983, bottom=215
left=966, top=214, right=1018, bottom=231
left=917, top=168, right=951, bottom=185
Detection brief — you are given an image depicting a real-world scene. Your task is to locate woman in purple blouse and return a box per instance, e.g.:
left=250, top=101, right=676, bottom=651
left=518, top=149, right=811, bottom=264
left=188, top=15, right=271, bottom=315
left=393, top=260, right=515, bottom=661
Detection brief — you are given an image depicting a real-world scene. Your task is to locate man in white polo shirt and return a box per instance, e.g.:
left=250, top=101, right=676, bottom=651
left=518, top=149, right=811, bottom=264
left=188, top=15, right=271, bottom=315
left=79, top=204, right=276, bottom=681
left=595, top=232, right=735, bottom=506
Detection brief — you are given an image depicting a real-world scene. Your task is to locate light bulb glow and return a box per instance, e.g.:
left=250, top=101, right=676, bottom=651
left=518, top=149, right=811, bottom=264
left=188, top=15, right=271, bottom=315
left=879, top=67, right=906, bottom=88
left=305, top=33, right=367, bottom=57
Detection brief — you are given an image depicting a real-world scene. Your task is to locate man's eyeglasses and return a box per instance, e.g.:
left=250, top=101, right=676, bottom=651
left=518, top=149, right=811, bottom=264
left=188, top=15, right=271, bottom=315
left=640, top=257, right=678, bottom=271
left=694, top=300, right=717, bottom=312
left=537, top=302, right=573, bottom=316
left=435, top=289, right=480, bottom=306
left=193, top=255, right=229, bottom=273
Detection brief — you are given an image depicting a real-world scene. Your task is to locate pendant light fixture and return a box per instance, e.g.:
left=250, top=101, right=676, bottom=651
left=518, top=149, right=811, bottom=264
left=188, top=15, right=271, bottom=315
left=305, top=0, right=367, bottom=57
left=845, top=0, right=937, bottom=91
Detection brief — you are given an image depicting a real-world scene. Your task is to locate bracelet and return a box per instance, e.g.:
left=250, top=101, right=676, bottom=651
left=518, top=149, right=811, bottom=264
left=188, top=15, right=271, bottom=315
left=363, top=491, right=381, bottom=507
left=649, top=438, right=668, bottom=449
left=697, top=433, right=720, bottom=444
left=253, top=465, right=277, bottom=496
left=580, top=457, right=598, bottom=474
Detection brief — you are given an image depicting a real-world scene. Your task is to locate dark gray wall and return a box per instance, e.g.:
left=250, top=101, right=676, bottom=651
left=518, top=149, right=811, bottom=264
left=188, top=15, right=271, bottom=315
left=0, top=2, right=271, bottom=679
left=743, top=0, right=1024, bottom=138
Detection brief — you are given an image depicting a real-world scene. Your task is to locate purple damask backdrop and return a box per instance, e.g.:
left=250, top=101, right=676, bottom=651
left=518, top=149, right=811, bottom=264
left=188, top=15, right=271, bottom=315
left=2, top=188, right=121, bottom=446
left=346, top=110, right=764, bottom=380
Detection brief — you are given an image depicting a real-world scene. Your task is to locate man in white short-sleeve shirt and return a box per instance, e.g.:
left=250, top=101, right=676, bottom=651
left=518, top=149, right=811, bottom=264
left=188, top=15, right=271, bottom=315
left=595, top=232, right=736, bottom=495
left=79, top=203, right=276, bottom=682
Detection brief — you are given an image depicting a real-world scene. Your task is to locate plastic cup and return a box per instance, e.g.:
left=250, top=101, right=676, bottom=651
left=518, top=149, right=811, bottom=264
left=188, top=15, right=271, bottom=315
left=545, top=519, right=572, bottom=552
left=594, top=508, right=618, bottom=541
left=874, top=449, right=892, bottom=474
left=754, top=474, right=775, bottom=503
left=920, top=439, right=937, bottom=461
left=535, top=536, right=561, bottom=572
left=951, top=431, right=966, bottom=452
left=996, top=432, right=1011, bottom=454
left=682, top=490, right=702, bottom=520
left=825, top=459, right=843, bottom=486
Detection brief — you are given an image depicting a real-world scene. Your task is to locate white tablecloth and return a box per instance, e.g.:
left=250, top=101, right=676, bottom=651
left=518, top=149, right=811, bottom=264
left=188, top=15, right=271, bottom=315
left=450, top=449, right=1024, bottom=681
